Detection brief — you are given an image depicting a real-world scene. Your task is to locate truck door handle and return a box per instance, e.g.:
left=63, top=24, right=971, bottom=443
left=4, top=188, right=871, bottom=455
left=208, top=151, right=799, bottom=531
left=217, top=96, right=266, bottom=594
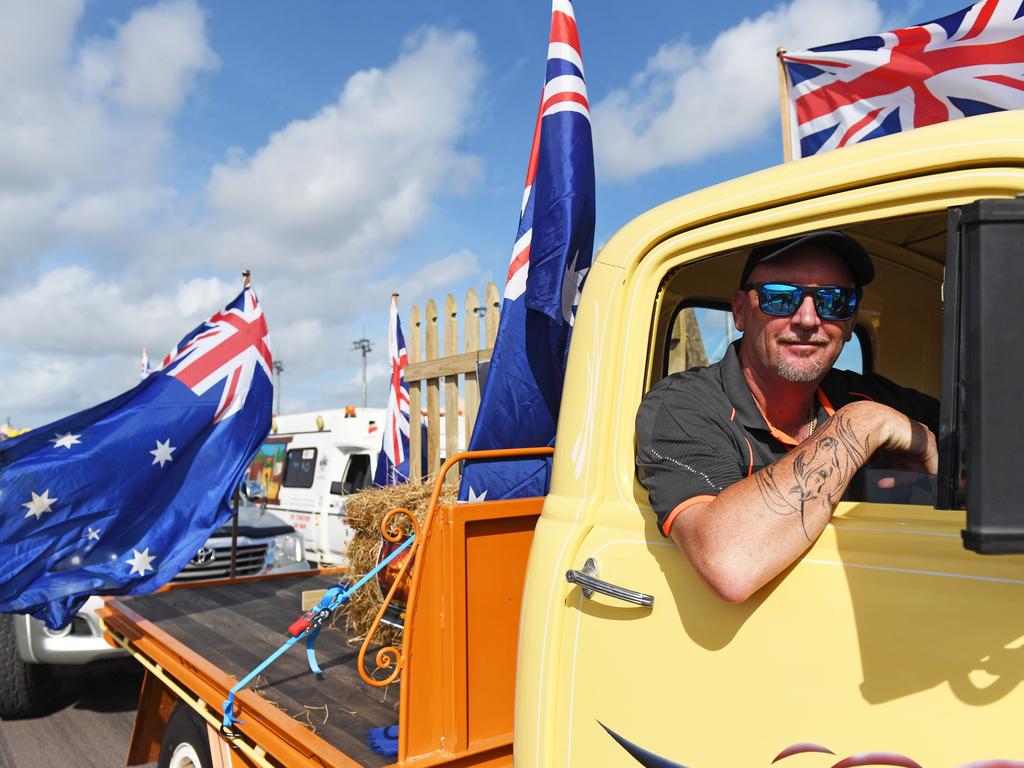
left=565, top=558, right=654, bottom=607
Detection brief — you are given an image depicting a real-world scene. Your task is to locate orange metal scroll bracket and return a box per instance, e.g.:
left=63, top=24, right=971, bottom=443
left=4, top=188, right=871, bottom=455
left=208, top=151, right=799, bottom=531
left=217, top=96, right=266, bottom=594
left=356, top=446, right=555, bottom=687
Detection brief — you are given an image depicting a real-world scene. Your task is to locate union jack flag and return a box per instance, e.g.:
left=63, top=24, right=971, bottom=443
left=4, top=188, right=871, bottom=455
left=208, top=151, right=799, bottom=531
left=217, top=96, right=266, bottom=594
left=140, top=347, right=152, bottom=380
left=162, top=285, right=272, bottom=423
left=373, top=294, right=411, bottom=486
left=781, top=0, right=1024, bottom=158
left=460, top=0, right=595, bottom=501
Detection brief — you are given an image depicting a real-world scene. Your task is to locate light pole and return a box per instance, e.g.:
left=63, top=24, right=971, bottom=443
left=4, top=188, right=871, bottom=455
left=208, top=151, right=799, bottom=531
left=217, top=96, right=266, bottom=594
left=352, top=334, right=373, bottom=408
left=272, top=360, right=284, bottom=414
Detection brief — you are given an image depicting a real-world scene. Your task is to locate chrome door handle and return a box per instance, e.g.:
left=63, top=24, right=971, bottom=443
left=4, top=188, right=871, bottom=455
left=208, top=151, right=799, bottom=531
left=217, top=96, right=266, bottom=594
left=565, top=558, right=654, bottom=607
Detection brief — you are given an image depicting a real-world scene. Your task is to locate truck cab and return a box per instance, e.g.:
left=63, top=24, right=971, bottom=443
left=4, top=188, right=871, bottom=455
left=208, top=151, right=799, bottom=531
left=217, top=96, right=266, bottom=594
left=515, top=111, right=1024, bottom=765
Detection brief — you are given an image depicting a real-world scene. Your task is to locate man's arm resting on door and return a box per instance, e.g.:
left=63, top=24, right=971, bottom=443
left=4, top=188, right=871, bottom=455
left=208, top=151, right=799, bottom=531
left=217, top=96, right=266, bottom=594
left=669, top=400, right=937, bottom=603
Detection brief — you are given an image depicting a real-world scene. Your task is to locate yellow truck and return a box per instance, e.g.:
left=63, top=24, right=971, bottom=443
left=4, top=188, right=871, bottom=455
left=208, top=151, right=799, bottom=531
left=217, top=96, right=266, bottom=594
left=102, top=111, right=1024, bottom=767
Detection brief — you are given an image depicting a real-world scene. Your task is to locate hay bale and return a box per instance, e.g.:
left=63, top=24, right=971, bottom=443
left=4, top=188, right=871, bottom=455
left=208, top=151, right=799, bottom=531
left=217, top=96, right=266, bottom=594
left=342, top=481, right=458, bottom=648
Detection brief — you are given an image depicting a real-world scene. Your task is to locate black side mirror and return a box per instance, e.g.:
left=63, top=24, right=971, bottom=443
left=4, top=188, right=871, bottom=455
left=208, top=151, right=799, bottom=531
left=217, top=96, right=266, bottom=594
left=330, top=481, right=345, bottom=496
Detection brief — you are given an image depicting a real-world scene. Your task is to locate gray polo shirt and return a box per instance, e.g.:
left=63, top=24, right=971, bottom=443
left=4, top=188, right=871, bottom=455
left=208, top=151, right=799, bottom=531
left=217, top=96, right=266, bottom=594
left=635, top=342, right=940, bottom=535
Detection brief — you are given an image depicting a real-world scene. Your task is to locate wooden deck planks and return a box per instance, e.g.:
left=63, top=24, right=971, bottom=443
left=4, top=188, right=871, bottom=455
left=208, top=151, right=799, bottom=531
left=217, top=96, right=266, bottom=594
left=123, top=574, right=399, bottom=767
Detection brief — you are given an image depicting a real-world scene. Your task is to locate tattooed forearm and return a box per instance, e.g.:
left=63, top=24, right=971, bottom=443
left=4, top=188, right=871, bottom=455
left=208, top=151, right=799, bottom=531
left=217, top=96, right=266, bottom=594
left=830, top=412, right=870, bottom=466
left=753, top=412, right=870, bottom=540
left=754, top=465, right=798, bottom=516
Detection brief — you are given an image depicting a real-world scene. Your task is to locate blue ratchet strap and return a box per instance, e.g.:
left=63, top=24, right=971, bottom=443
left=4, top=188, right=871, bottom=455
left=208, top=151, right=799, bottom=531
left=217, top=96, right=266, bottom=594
left=220, top=533, right=415, bottom=734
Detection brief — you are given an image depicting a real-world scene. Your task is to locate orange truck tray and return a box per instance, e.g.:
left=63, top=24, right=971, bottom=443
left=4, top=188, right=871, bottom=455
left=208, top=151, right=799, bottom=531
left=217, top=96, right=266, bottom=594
left=102, top=571, right=392, bottom=767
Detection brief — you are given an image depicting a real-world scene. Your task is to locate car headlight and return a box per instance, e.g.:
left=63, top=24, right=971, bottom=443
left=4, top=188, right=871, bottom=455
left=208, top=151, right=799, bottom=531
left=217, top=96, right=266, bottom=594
left=272, top=532, right=304, bottom=566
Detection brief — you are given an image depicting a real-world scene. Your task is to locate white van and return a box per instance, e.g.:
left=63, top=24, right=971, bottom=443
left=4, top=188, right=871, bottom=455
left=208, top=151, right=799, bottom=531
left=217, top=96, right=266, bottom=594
left=248, top=407, right=385, bottom=566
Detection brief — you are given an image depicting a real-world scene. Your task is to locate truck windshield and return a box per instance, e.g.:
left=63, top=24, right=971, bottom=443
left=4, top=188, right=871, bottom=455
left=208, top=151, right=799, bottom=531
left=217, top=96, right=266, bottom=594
left=342, top=454, right=371, bottom=494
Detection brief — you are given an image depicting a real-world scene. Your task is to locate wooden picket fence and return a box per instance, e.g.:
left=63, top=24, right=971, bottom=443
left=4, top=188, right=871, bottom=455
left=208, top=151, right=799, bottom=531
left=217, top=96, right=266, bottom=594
left=404, top=282, right=501, bottom=484
left=668, top=307, right=709, bottom=373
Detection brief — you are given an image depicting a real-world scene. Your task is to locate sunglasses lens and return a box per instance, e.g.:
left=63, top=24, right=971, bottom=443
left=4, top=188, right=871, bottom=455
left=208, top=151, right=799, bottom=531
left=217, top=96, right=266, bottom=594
left=757, top=284, right=802, bottom=316
left=814, top=287, right=858, bottom=320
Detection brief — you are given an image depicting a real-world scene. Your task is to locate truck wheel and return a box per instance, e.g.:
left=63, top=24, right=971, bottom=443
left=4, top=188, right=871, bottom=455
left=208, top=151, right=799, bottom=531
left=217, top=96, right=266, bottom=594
left=158, top=704, right=214, bottom=768
left=0, top=613, right=59, bottom=719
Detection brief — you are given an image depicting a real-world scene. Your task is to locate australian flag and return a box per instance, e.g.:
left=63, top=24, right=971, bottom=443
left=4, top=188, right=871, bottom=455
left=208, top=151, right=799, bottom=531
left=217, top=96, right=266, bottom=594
left=373, top=294, right=411, bottom=486
left=781, top=0, right=1024, bottom=158
left=0, top=283, right=273, bottom=629
left=459, top=0, right=595, bottom=502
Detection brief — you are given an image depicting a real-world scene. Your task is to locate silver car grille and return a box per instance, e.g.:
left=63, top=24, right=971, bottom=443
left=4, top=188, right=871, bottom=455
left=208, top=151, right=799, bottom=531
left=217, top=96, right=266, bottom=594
left=173, top=541, right=269, bottom=582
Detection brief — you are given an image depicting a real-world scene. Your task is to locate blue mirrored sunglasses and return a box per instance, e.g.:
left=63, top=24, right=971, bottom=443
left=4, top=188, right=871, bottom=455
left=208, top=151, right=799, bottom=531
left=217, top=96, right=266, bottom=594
left=743, top=282, right=861, bottom=321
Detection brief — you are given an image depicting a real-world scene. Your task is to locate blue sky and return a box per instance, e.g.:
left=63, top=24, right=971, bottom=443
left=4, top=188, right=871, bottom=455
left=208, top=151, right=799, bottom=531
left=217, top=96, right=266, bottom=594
left=2, top=0, right=937, bottom=426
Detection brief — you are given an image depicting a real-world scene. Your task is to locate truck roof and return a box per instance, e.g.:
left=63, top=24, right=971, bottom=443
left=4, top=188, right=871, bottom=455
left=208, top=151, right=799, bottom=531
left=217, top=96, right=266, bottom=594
left=270, top=407, right=386, bottom=447
left=597, top=111, right=1024, bottom=272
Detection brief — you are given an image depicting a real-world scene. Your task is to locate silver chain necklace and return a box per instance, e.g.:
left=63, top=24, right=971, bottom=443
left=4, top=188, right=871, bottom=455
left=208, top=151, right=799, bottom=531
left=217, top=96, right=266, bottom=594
left=807, top=400, right=818, bottom=437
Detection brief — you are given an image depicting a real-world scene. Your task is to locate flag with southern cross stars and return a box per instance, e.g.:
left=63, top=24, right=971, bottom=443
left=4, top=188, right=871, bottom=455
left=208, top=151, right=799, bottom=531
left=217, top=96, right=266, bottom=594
left=0, top=283, right=273, bottom=630
left=459, top=0, right=595, bottom=502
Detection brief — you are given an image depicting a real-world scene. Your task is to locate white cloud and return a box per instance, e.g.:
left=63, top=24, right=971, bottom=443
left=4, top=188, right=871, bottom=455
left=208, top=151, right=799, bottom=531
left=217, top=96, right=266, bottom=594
left=257, top=245, right=485, bottom=414
left=0, top=0, right=217, bottom=269
left=0, top=0, right=82, bottom=91
left=0, top=352, right=104, bottom=425
left=79, top=0, right=220, bottom=114
left=257, top=248, right=484, bottom=411
left=0, top=266, right=240, bottom=426
left=0, top=266, right=236, bottom=356
left=387, top=249, right=483, bottom=306
left=205, top=27, right=483, bottom=272
left=593, top=0, right=885, bottom=181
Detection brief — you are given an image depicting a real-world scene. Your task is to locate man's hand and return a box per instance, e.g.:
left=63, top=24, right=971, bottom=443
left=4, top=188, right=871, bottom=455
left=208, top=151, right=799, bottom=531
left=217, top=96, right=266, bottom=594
left=875, top=406, right=938, bottom=475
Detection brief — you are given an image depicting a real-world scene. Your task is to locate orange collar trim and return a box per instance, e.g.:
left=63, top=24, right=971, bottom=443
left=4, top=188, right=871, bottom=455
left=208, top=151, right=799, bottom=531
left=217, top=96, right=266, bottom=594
left=753, top=387, right=832, bottom=448
left=817, top=387, right=836, bottom=417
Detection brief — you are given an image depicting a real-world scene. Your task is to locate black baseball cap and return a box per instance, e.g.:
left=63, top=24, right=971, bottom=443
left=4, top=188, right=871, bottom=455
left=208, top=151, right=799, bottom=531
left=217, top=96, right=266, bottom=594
left=739, top=230, right=874, bottom=288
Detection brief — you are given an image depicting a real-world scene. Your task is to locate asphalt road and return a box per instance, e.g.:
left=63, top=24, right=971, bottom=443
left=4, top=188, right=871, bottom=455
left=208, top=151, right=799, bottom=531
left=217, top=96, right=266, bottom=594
left=0, top=659, right=154, bottom=768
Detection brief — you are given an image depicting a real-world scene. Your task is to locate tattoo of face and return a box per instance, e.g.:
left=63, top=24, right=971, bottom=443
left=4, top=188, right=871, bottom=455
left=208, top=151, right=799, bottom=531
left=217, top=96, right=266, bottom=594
left=753, top=412, right=871, bottom=540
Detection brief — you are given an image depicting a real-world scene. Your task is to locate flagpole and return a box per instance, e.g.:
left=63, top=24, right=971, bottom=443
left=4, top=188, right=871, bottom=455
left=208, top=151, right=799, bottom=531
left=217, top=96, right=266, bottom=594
left=776, top=47, right=793, bottom=163
left=390, top=292, right=399, bottom=487
left=230, top=268, right=251, bottom=579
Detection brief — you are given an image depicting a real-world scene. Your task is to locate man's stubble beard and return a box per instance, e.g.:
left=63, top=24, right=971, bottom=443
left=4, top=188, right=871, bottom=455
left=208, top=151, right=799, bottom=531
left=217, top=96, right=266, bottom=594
left=762, top=334, right=841, bottom=384
left=775, top=355, right=826, bottom=383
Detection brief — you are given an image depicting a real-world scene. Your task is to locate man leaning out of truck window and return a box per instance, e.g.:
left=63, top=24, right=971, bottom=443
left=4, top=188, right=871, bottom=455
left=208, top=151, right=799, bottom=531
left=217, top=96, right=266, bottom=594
left=635, top=231, right=940, bottom=604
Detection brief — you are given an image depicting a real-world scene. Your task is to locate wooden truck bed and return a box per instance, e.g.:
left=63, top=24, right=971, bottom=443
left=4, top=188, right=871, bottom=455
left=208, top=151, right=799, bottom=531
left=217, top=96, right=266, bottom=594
left=103, top=571, right=395, bottom=767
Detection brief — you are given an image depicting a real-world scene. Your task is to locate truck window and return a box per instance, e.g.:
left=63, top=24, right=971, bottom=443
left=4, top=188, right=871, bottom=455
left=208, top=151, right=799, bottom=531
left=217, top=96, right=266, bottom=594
left=649, top=212, right=947, bottom=508
left=341, top=454, right=371, bottom=494
left=664, top=304, right=866, bottom=376
left=283, top=448, right=317, bottom=488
